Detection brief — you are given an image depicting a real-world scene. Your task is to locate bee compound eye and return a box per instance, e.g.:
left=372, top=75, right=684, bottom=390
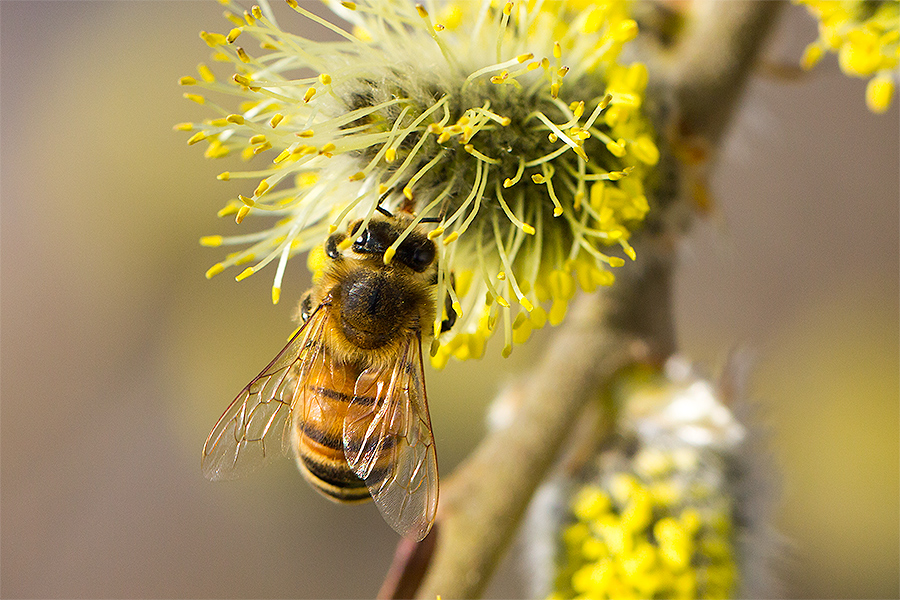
left=351, top=227, right=369, bottom=252
left=409, top=241, right=436, bottom=272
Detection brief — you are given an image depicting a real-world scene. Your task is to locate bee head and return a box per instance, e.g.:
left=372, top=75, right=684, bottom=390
left=334, top=217, right=436, bottom=273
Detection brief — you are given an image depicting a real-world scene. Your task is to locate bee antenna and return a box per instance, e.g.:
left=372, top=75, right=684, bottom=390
left=374, top=187, right=395, bottom=218
left=418, top=216, right=442, bottom=224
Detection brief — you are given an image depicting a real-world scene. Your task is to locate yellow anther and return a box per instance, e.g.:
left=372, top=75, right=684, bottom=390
left=522, top=223, right=536, bottom=235
left=273, top=150, right=290, bottom=164
left=553, top=41, right=561, bottom=58
left=224, top=11, right=244, bottom=26
left=297, top=129, right=314, bottom=138
left=320, top=142, right=336, bottom=154
left=433, top=24, right=445, bottom=32
left=232, top=73, right=252, bottom=87
left=225, top=114, right=245, bottom=124
left=427, top=227, right=444, bottom=239
left=527, top=61, right=540, bottom=71
left=319, top=73, right=332, bottom=85
left=427, top=123, right=443, bottom=134
left=531, top=174, right=546, bottom=184
left=285, top=0, right=298, bottom=8
left=183, top=93, right=205, bottom=105
left=608, top=256, right=625, bottom=268
left=341, top=1, right=356, bottom=9
left=503, top=1, right=512, bottom=15
left=496, top=295, right=510, bottom=308
left=200, top=235, right=223, bottom=247
left=235, top=267, right=254, bottom=281
left=236, top=205, right=251, bottom=224
left=251, top=5, right=262, bottom=19
left=499, top=116, right=511, bottom=126
left=606, top=140, right=626, bottom=157
left=867, top=76, right=894, bottom=113
left=226, top=28, right=242, bottom=43
left=437, top=131, right=452, bottom=144
left=558, top=66, right=569, bottom=77
left=443, top=231, right=459, bottom=244
left=173, top=122, right=193, bottom=131
left=385, top=147, right=397, bottom=162
left=403, top=186, right=414, bottom=200
left=337, top=238, right=353, bottom=251
left=271, top=287, right=281, bottom=305
left=217, top=172, right=231, bottom=181
left=205, top=263, right=225, bottom=279
left=383, top=246, right=396, bottom=265
left=616, top=19, right=639, bottom=42
left=572, top=101, right=585, bottom=118
left=179, top=76, right=197, bottom=86
left=348, top=171, right=365, bottom=181
left=548, top=133, right=558, bottom=143
left=236, top=47, right=251, bottom=63
left=200, top=31, right=228, bottom=47
left=378, top=184, right=389, bottom=194
left=303, top=87, right=316, bottom=102
left=497, top=271, right=506, bottom=280
left=415, top=4, right=428, bottom=18
left=550, top=82, right=560, bottom=98
left=197, top=63, right=215, bottom=82
left=254, top=181, right=270, bottom=196
left=517, top=53, right=534, bottom=63
left=238, top=194, right=255, bottom=207
left=249, top=134, right=267, bottom=144
left=187, top=131, right=207, bottom=145
left=269, top=113, right=284, bottom=128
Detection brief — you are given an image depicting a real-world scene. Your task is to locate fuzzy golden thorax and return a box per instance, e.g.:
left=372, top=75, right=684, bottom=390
left=304, top=215, right=438, bottom=369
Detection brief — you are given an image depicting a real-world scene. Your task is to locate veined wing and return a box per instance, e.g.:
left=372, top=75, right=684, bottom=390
left=202, top=305, right=329, bottom=481
left=343, top=332, right=439, bottom=542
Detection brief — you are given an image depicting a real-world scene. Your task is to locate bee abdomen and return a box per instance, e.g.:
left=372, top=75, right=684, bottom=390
left=296, top=452, right=371, bottom=503
left=296, top=422, right=396, bottom=504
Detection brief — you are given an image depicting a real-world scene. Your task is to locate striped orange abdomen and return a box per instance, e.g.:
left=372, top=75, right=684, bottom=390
left=290, top=353, right=372, bottom=503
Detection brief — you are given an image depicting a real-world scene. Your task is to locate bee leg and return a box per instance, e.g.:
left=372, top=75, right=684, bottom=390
left=440, top=273, right=458, bottom=333
left=299, top=290, right=314, bottom=322
left=325, top=232, right=346, bottom=259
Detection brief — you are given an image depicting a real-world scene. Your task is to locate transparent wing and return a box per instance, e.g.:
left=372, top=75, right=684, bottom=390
left=201, top=306, right=329, bottom=481
left=343, top=332, right=439, bottom=541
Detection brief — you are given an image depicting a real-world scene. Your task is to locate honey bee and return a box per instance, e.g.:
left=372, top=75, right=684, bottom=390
left=202, top=211, right=452, bottom=542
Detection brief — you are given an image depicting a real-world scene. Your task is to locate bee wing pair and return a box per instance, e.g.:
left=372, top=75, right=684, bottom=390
left=201, top=305, right=438, bottom=541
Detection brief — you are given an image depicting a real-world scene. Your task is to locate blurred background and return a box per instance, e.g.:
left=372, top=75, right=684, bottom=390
left=1, top=2, right=897, bottom=598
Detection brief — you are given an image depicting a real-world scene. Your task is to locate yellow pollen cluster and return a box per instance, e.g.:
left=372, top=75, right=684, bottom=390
left=550, top=467, right=737, bottom=600
left=797, top=0, right=900, bottom=113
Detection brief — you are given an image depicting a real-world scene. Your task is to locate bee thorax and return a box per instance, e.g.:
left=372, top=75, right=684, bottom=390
left=336, top=272, right=415, bottom=349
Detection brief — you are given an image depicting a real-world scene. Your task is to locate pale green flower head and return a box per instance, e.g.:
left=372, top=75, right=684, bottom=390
left=179, top=0, right=657, bottom=366
left=797, top=0, right=899, bottom=113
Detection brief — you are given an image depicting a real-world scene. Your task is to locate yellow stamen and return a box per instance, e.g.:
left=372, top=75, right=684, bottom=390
left=200, top=235, right=223, bottom=247
left=205, top=263, right=225, bottom=279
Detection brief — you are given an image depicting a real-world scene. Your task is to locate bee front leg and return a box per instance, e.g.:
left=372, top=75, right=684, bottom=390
left=299, top=289, right=314, bottom=323
left=440, top=273, right=458, bottom=333
left=325, top=232, right=346, bottom=259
